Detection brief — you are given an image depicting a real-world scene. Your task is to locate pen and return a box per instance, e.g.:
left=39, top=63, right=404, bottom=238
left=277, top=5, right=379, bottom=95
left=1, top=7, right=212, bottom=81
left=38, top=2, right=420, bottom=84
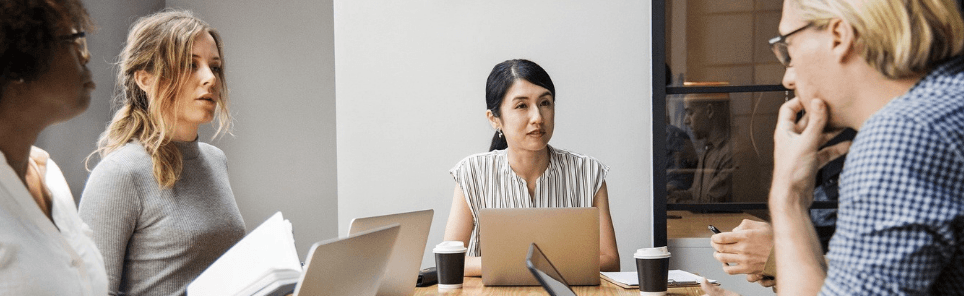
left=708, top=225, right=721, bottom=234
left=708, top=225, right=730, bottom=266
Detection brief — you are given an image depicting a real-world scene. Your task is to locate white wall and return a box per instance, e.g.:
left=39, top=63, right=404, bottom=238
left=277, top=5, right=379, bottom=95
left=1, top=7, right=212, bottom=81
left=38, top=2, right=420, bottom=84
left=168, top=0, right=339, bottom=258
left=36, top=0, right=654, bottom=269
left=36, top=1, right=339, bottom=260
left=334, top=0, right=654, bottom=270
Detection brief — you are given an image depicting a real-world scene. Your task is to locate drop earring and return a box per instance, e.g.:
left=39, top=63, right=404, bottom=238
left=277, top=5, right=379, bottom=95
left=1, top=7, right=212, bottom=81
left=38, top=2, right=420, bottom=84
left=497, top=129, right=503, bottom=138
left=785, top=90, right=790, bottom=102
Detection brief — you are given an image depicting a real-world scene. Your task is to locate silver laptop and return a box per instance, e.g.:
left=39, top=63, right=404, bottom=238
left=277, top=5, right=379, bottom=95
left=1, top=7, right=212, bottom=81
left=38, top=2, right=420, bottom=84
left=348, top=209, right=434, bottom=296
left=293, top=224, right=400, bottom=296
left=479, top=207, right=600, bottom=286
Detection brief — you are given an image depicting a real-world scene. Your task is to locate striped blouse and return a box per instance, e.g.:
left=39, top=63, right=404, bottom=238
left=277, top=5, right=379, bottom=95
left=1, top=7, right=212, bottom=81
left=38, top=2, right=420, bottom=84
left=450, top=145, right=609, bottom=256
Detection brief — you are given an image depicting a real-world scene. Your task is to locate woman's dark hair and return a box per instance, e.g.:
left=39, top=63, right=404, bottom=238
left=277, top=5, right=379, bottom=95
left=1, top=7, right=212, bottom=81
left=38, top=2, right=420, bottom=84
left=485, top=59, right=555, bottom=151
left=0, top=0, right=93, bottom=98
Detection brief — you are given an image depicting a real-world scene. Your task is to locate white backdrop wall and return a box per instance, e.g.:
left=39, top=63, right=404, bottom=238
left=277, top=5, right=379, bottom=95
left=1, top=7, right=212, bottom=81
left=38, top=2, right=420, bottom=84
left=37, top=0, right=340, bottom=259
left=334, top=0, right=654, bottom=270
left=34, top=0, right=654, bottom=269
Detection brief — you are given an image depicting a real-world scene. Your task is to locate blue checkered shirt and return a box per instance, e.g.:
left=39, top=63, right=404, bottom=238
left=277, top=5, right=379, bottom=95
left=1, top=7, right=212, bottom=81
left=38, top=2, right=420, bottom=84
left=821, top=56, right=964, bottom=295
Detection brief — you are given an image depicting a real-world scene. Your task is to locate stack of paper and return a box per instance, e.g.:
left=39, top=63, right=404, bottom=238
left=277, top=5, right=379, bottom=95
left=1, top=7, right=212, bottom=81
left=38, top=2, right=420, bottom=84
left=188, top=212, right=302, bottom=296
left=600, top=270, right=719, bottom=288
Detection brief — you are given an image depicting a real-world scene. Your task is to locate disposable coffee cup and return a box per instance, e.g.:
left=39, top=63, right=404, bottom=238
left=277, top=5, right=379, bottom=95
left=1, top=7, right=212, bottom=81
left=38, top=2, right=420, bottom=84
left=433, top=241, right=467, bottom=290
left=635, top=247, right=671, bottom=296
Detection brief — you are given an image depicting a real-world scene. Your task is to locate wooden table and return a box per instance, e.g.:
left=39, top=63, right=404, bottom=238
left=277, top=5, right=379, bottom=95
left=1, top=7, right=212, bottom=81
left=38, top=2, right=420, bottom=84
left=413, top=277, right=702, bottom=296
left=666, top=210, right=763, bottom=239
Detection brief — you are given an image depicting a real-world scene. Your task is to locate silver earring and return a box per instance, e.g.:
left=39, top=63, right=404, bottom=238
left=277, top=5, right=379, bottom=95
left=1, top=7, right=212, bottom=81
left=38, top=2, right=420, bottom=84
left=497, top=129, right=503, bottom=138
left=785, top=90, right=790, bottom=102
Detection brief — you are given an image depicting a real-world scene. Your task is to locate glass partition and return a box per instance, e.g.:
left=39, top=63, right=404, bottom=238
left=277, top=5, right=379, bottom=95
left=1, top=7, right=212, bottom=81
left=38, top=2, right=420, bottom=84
left=665, top=0, right=784, bottom=87
left=653, top=1, right=792, bottom=244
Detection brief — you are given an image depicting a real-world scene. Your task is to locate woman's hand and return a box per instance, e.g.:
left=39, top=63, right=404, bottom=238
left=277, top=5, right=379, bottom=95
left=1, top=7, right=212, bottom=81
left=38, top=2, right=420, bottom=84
left=593, top=182, right=620, bottom=272
left=443, top=184, right=481, bottom=276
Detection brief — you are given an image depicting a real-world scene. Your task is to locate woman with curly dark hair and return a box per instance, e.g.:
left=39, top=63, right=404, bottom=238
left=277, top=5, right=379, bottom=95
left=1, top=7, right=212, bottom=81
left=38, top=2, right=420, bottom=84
left=0, top=0, right=107, bottom=294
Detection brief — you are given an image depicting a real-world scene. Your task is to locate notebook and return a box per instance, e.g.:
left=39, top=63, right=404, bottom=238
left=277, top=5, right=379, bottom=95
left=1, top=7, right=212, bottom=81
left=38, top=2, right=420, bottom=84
left=599, top=270, right=719, bottom=288
left=293, top=224, right=400, bottom=296
left=526, top=243, right=577, bottom=296
left=187, top=212, right=301, bottom=296
left=479, top=207, right=600, bottom=286
left=348, top=209, right=434, bottom=296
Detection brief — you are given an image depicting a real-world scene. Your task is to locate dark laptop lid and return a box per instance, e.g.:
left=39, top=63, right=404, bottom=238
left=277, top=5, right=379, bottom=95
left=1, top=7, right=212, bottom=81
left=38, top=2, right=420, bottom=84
left=526, top=243, right=577, bottom=296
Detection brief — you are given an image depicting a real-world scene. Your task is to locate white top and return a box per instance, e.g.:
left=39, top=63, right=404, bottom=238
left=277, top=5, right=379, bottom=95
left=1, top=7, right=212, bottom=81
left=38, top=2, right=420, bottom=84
left=0, top=148, right=108, bottom=295
left=450, top=146, right=608, bottom=256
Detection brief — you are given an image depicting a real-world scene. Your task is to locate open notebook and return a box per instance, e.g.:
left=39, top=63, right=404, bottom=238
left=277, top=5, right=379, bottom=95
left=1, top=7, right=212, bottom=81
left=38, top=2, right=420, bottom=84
left=600, top=270, right=719, bottom=288
left=188, top=212, right=301, bottom=296
left=188, top=212, right=401, bottom=296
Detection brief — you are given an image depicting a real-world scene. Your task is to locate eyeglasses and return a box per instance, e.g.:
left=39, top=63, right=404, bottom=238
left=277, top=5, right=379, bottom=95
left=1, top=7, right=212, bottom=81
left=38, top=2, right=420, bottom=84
left=768, top=23, right=812, bottom=67
left=60, top=31, right=89, bottom=62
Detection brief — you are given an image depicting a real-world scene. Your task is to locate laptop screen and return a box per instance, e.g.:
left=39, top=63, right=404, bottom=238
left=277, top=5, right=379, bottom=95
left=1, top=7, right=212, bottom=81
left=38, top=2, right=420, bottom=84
left=526, top=243, right=576, bottom=296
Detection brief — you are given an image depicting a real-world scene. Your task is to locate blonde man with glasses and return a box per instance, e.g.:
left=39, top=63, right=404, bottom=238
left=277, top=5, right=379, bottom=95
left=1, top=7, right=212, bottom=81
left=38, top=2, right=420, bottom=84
left=705, top=0, right=964, bottom=295
left=763, top=0, right=964, bottom=295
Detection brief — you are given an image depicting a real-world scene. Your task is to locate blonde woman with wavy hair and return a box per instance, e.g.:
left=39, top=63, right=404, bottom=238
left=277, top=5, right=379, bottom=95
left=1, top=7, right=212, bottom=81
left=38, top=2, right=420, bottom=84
left=78, top=10, right=245, bottom=296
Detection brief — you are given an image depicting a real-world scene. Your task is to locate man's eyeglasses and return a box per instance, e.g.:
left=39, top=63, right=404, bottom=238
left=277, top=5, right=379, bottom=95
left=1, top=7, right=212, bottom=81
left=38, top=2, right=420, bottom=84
left=768, top=23, right=812, bottom=67
left=60, top=31, right=89, bottom=61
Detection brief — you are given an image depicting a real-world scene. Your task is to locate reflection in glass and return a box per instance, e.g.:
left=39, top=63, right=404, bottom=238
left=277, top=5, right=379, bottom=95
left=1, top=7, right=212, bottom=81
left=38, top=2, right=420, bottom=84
left=665, top=90, right=782, bottom=205
left=668, top=90, right=732, bottom=203
left=663, top=0, right=788, bottom=206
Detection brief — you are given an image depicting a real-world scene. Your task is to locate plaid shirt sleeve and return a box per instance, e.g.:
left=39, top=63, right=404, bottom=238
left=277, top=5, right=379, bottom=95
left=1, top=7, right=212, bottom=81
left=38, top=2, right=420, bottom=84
left=820, top=111, right=964, bottom=295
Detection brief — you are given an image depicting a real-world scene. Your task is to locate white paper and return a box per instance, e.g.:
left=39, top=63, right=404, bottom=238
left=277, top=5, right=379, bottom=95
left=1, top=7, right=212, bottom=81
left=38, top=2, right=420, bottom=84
left=600, top=270, right=718, bottom=286
left=188, top=212, right=302, bottom=296
left=667, top=270, right=718, bottom=285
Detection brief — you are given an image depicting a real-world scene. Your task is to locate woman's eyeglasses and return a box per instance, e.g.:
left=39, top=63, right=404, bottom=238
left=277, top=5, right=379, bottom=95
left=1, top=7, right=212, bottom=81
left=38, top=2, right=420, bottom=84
left=60, top=31, right=89, bottom=60
left=768, top=23, right=812, bottom=67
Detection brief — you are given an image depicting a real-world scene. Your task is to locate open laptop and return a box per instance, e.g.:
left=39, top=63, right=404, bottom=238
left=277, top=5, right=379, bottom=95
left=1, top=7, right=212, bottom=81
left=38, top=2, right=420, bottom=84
left=479, top=207, right=599, bottom=286
left=292, top=224, right=400, bottom=296
left=527, top=243, right=577, bottom=296
left=348, top=209, right=434, bottom=296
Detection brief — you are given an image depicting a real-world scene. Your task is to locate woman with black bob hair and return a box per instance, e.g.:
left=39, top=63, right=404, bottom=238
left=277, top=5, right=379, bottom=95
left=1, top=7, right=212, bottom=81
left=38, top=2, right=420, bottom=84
left=0, top=0, right=108, bottom=294
left=444, top=59, right=619, bottom=275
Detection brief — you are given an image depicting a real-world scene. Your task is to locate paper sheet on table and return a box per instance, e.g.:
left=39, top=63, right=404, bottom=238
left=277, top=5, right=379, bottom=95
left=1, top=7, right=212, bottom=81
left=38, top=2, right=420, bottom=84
left=600, top=270, right=719, bottom=288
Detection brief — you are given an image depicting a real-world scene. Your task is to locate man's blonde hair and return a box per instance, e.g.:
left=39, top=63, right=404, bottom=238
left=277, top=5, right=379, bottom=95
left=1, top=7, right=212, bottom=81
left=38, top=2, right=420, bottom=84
left=790, top=0, right=964, bottom=79
left=90, top=9, right=231, bottom=188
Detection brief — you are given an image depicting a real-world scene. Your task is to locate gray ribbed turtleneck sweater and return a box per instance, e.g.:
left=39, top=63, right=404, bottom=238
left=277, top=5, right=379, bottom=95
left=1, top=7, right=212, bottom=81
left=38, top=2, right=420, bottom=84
left=79, top=140, right=245, bottom=296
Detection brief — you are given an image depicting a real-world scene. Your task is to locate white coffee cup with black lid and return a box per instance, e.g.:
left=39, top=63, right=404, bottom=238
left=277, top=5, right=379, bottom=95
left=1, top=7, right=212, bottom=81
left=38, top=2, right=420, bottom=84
left=433, top=241, right=467, bottom=290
